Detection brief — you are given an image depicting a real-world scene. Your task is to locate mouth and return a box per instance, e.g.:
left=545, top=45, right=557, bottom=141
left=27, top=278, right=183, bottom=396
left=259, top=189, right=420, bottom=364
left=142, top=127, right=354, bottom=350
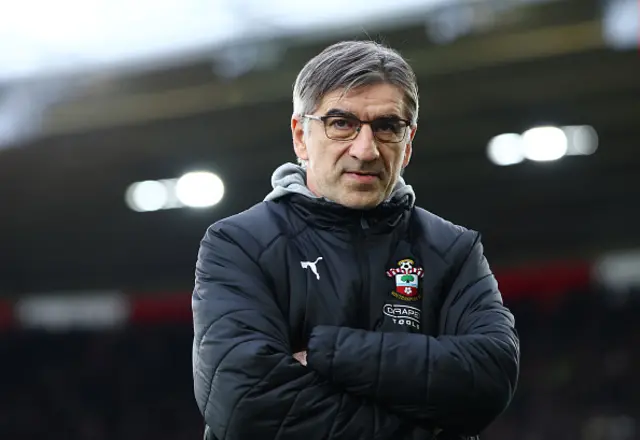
left=343, top=171, right=382, bottom=183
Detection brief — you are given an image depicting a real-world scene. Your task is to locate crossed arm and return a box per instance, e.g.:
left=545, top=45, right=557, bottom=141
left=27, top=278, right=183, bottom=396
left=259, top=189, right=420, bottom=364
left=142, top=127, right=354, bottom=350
left=305, top=232, right=520, bottom=434
left=192, top=224, right=519, bottom=439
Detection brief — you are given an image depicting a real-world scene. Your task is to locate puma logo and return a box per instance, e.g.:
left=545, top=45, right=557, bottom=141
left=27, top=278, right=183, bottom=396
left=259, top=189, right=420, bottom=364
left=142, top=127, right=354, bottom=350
left=301, top=257, right=323, bottom=280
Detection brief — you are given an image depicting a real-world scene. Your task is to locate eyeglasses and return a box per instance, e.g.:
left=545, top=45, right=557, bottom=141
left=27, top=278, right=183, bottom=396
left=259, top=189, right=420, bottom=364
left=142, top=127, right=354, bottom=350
left=303, top=113, right=411, bottom=144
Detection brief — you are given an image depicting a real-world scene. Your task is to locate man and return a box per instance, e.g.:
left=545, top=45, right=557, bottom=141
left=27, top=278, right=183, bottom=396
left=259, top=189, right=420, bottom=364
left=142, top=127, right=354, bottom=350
left=192, top=40, right=519, bottom=440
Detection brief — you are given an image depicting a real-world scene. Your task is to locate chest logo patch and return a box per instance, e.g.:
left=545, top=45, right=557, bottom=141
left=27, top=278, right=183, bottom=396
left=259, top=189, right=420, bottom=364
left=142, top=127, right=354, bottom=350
left=386, top=259, right=424, bottom=302
left=383, top=304, right=421, bottom=330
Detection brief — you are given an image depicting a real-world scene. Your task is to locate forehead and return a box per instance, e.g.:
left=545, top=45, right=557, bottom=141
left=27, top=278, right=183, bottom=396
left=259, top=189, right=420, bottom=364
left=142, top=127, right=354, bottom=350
left=317, top=83, right=405, bottom=117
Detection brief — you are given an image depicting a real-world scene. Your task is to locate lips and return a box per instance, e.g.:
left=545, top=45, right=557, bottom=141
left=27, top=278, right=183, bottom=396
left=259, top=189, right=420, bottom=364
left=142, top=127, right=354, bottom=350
left=345, top=171, right=381, bottom=178
left=344, top=171, right=381, bottom=183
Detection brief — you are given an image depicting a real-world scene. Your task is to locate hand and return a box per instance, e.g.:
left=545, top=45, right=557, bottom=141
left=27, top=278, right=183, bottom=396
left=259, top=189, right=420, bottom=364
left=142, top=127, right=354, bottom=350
left=293, top=350, right=307, bottom=366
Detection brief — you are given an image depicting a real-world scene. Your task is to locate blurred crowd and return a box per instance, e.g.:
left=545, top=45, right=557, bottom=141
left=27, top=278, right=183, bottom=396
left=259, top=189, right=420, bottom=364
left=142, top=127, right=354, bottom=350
left=1, top=290, right=638, bottom=440
left=0, top=325, right=203, bottom=440
left=486, top=291, right=639, bottom=440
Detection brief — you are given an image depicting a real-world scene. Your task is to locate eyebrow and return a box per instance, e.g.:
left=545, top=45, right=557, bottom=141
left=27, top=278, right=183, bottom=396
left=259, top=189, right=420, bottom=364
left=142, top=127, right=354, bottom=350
left=325, top=108, right=356, bottom=118
left=324, top=108, right=404, bottom=120
left=376, top=113, right=404, bottom=120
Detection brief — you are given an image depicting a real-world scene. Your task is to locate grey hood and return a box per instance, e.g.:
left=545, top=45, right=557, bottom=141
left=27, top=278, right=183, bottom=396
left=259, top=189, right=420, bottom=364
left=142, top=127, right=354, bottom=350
left=264, top=162, right=416, bottom=207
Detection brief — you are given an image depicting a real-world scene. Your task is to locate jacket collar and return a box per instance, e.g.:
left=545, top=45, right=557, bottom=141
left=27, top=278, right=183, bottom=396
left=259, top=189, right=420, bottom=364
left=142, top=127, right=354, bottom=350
left=264, top=163, right=415, bottom=234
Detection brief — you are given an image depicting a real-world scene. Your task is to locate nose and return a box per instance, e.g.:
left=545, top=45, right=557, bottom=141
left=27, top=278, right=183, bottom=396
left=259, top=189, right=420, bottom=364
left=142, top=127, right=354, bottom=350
left=349, top=124, right=379, bottom=162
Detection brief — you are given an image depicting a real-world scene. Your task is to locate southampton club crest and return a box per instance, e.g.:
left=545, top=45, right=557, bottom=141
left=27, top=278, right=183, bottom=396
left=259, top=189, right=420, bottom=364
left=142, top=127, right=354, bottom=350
left=386, top=259, right=424, bottom=301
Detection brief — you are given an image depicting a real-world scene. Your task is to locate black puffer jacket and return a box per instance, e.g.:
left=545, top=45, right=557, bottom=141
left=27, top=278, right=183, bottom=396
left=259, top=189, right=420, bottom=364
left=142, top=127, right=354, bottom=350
left=192, top=169, right=519, bottom=440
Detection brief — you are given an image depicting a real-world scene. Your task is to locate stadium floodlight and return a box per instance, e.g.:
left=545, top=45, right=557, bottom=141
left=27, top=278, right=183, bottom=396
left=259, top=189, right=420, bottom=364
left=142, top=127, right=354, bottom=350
left=522, top=126, right=568, bottom=162
left=487, top=124, right=598, bottom=166
left=563, top=125, right=599, bottom=156
left=486, top=133, right=525, bottom=166
left=602, top=0, right=638, bottom=50
left=125, top=180, right=169, bottom=212
left=175, top=171, right=224, bottom=208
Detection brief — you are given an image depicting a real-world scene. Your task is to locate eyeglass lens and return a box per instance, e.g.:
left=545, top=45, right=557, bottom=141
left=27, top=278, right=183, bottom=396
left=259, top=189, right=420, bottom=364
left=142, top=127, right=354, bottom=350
left=323, top=116, right=407, bottom=142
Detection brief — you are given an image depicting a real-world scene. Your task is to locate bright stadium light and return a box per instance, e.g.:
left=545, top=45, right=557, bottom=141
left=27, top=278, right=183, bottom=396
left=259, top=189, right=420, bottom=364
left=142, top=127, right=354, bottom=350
left=522, top=126, right=568, bottom=162
left=487, top=124, right=597, bottom=166
left=125, top=180, right=169, bottom=212
left=486, top=133, right=525, bottom=166
left=563, top=125, right=599, bottom=156
left=602, top=0, right=638, bottom=50
left=175, top=171, right=224, bottom=208
left=125, top=171, right=225, bottom=212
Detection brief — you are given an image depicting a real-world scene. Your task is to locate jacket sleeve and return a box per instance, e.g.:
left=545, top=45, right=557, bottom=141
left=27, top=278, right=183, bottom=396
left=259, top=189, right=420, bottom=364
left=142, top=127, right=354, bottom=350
left=306, top=231, right=520, bottom=436
left=192, top=223, right=426, bottom=440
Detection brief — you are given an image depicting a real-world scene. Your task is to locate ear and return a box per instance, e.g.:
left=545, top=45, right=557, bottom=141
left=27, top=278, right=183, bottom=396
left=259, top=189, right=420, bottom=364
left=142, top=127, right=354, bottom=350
left=402, top=125, right=417, bottom=168
left=292, top=115, right=309, bottom=161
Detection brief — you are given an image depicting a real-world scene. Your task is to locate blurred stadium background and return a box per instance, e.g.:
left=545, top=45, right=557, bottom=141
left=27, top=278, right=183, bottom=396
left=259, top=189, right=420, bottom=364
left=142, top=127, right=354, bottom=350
left=1, top=0, right=639, bottom=438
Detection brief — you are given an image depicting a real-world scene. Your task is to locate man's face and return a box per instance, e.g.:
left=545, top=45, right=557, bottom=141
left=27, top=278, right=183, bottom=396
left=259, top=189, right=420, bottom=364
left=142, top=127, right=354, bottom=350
left=292, top=83, right=416, bottom=210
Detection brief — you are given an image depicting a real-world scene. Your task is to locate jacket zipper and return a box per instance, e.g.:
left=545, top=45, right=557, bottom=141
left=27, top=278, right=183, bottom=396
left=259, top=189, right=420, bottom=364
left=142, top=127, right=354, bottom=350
left=357, top=216, right=370, bottom=329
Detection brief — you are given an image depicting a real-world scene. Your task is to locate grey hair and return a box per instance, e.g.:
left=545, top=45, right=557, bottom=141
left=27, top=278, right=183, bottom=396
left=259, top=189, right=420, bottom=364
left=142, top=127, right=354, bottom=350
left=293, top=40, right=419, bottom=168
